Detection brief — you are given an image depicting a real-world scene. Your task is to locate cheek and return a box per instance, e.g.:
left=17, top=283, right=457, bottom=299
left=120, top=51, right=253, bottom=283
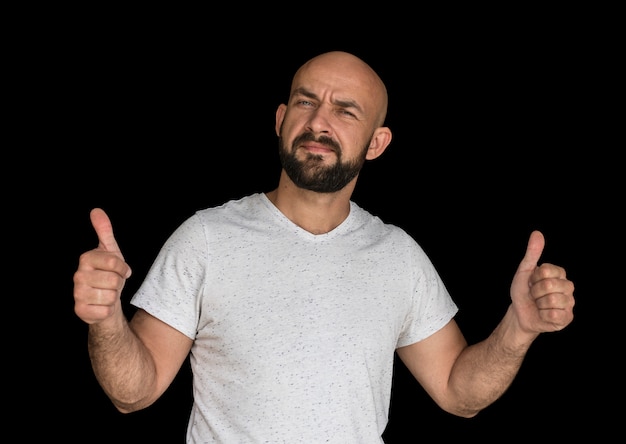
left=278, top=117, right=302, bottom=142
left=344, top=135, right=368, bottom=156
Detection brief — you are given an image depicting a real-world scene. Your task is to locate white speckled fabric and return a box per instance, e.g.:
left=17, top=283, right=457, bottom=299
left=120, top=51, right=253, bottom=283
left=131, top=193, right=457, bottom=443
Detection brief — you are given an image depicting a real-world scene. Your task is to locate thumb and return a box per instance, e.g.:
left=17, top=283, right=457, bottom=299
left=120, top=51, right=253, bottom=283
left=516, top=230, right=545, bottom=275
left=90, top=208, right=123, bottom=257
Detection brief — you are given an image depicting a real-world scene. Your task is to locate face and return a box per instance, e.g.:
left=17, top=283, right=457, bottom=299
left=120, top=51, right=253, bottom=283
left=277, top=129, right=371, bottom=193
left=275, top=51, right=392, bottom=194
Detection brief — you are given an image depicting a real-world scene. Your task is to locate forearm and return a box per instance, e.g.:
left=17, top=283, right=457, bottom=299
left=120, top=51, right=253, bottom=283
left=448, top=305, right=538, bottom=417
left=88, top=313, right=158, bottom=413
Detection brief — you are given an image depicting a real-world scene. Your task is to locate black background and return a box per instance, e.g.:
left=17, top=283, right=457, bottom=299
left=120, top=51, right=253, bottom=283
left=17, top=6, right=621, bottom=443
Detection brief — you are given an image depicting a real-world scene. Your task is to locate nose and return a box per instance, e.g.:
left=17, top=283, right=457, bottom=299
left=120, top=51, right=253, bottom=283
left=305, top=106, right=332, bottom=135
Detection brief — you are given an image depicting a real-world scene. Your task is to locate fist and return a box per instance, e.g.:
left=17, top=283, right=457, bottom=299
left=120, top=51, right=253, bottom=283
left=73, top=208, right=132, bottom=324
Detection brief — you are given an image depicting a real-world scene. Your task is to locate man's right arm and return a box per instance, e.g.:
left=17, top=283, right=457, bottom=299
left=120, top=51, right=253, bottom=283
left=88, top=309, right=192, bottom=413
left=74, top=208, right=191, bottom=413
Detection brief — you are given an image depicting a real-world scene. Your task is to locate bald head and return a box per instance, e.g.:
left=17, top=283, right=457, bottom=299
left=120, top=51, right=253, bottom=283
left=290, top=51, right=388, bottom=127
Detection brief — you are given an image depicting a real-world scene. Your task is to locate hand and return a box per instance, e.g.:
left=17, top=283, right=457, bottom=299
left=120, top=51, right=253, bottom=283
left=509, top=230, right=575, bottom=335
left=73, top=208, right=132, bottom=324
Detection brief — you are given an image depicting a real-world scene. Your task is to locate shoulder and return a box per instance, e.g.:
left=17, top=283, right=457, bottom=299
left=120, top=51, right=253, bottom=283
left=350, top=201, right=412, bottom=236
left=192, top=193, right=267, bottom=225
left=349, top=201, right=421, bottom=251
left=184, top=193, right=274, bottom=242
left=197, top=193, right=264, bottom=216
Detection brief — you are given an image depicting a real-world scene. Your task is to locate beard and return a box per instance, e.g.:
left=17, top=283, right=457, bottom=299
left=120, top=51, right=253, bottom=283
left=278, top=131, right=370, bottom=193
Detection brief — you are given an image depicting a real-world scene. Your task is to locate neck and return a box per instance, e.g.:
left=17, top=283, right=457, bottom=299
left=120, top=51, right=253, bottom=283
left=266, top=171, right=355, bottom=234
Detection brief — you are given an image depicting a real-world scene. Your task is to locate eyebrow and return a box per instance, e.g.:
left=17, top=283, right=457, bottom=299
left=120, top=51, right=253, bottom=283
left=292, top=87, right=364, bottom=115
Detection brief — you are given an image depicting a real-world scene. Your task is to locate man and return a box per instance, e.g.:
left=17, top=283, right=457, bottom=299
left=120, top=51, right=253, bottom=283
left=73, top=51, right=575, bottom=443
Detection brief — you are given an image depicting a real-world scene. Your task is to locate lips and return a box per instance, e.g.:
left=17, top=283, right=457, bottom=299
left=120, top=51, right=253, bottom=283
left=301, top=142, right=336, bottom=154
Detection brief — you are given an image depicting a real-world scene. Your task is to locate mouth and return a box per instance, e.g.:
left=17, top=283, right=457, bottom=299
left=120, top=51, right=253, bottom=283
left=300, top=142, right=336, bottom=155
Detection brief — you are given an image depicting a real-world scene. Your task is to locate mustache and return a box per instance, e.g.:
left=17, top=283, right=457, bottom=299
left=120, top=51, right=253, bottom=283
left=293, top=132, right=341, bottom=153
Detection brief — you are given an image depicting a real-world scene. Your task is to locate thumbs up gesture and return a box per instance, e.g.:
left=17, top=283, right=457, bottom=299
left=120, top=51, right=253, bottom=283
left=73, top=208, right=133, bottom=325
left=509, top=230, right=575, bottom=336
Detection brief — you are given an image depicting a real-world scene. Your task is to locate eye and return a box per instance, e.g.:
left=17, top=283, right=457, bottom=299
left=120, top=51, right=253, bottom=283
left=338, top=109, right=356, bottom=118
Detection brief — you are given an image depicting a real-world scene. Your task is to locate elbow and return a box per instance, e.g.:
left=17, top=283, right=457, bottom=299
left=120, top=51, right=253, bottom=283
left=108, top=391, right=156, bottom=414
left=437, top=399, right=483, bottom=419
left=112, top=398, right=152, bottom=414
left=114, top=403, right=140, bottom=414
left=449, top=408, right=481, bottom=419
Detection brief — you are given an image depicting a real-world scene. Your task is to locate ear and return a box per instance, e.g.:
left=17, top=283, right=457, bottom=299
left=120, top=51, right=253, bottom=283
left=365, top=127, right=393, bottom=160
left=275, top=104, right=287, bottom=136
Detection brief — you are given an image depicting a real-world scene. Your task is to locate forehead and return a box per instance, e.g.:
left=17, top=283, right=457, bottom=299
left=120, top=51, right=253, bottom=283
left=291, top=56, right=384, bottom=109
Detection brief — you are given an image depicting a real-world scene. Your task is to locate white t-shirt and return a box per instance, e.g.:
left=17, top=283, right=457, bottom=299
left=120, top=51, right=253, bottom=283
left=131, top=193, right=458, bottom=443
